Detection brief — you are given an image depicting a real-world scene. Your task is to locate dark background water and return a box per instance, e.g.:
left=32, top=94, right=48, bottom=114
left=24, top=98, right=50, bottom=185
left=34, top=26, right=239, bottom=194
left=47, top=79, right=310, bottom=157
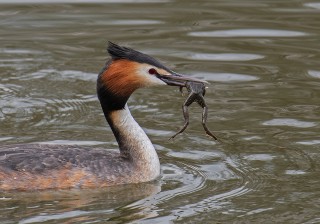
left=0, top=0, right=320, bottom=223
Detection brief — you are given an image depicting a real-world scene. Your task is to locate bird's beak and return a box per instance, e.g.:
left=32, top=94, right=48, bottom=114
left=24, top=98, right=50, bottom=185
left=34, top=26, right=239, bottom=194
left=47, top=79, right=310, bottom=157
left=156, top=71, right=208, bottom=87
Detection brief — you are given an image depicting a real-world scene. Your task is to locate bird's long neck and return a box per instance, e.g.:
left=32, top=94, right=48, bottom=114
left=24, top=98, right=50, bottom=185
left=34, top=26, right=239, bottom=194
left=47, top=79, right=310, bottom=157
left=104, top=105, right=160, bottom=178
left=97, top=61, right=160, bottom=180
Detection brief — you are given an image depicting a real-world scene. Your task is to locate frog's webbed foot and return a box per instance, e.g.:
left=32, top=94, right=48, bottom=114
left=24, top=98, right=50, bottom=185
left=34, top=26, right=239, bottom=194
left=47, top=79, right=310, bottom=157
left=202, top=106, right=218, bottom=141
left=170, top=105, right=189, bottom=139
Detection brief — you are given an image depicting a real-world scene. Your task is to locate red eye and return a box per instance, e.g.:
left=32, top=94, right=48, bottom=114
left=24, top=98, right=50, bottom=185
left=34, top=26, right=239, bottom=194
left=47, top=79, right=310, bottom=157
left=148, top=68, right=157, bottom=75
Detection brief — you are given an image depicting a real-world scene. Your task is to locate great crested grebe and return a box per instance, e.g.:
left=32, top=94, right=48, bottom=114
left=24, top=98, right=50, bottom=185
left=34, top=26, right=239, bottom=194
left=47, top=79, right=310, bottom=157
left=0, top=42, right=207, bottom=191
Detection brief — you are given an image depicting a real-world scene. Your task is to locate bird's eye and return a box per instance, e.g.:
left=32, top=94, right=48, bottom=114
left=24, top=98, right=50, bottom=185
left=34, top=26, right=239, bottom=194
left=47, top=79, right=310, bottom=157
left=148, top=68, right=157, bottom=75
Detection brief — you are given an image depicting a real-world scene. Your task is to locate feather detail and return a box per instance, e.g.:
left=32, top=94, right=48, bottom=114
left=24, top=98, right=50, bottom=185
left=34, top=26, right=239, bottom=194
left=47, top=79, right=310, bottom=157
left=107, top=42, right=170, bottom=72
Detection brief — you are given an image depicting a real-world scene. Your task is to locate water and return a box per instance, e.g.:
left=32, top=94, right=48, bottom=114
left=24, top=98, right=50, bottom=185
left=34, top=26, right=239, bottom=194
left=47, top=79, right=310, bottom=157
left=0, top=0, right=319, bottom=223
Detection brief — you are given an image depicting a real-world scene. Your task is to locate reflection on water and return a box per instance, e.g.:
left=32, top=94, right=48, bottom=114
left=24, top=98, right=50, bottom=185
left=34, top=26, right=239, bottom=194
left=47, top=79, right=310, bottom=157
left=0, top=0, right=320, bottom=223
left=3, top=183, right=161, bottom=223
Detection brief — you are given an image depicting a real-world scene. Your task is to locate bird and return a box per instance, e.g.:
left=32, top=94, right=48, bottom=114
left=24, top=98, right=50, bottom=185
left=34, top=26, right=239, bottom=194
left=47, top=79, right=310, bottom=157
left=0, top=42, right=207, bottom=191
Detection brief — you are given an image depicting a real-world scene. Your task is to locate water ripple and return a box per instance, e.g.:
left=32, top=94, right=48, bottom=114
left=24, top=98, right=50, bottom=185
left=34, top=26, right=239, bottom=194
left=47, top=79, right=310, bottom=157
left=199, top=163, right=239, bottom=181
left=262, top=118, right=317, bottom=128
left=189, top=29, right=308, bottom=37
left=34, top=97, right=95, bottom=126
left=168, top=185, right=252, bottom=220
left=193, top=72, right=259, bottom=82
left=127, top=151, right=261, bottom=222
left=296, top=140, right=320, bottom=145
left=94, top=19, right=163, bottom=26
left=124, top=162, right=208, bottom=222
left=182, top=53, right=264, bottom=61
left=168, top=149, right=222, bottom=160
left=305, top=2, right=320, bottom=10
left=37, top=140, right=105, bottom=145
left=20, top=210, right=96, bottom=224
left=0, top=0, right=170, bottom=3
left=0, top=83, right=22, bottom=94
left=22, top=69, right=97, bottom=82
left=308, top=70, right=320, bottom=79
left=243, top=154, right=275, bottom=161
left=0, top=49, right=43, bottom=54
left=159, top=163, right=207, bottom=200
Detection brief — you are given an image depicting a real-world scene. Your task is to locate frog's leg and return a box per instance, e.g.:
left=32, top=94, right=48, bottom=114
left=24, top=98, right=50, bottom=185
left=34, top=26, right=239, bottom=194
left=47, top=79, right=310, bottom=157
left=170, top=104, right=189, bottom=139
left=198, top=96, right=218, bottom=140
left=170, top=93, right=195, bottom=139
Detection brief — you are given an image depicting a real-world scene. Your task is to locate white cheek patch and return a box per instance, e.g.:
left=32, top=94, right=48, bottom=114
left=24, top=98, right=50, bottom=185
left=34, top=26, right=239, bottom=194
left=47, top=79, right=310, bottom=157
left=136, top=65, right=167, bottom=87
left=146, top=74, right=166, bottom=86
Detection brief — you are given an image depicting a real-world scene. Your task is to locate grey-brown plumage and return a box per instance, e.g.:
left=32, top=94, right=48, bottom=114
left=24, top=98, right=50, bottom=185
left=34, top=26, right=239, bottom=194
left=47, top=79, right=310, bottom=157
left=0, top=144, right=128, bottom=176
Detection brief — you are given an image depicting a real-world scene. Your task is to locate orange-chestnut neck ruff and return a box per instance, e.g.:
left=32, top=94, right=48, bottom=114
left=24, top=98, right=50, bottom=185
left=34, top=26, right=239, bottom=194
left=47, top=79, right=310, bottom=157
left=100, top=59, right=143, bottom=98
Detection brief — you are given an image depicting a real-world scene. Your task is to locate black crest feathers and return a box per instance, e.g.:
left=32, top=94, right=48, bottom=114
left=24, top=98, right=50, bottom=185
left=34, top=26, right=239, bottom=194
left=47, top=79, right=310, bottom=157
left=107, top=42, right=170, bottom=71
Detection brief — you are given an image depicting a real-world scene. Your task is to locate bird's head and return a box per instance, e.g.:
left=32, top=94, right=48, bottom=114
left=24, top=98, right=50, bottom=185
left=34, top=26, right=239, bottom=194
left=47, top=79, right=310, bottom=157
left=97, top=42, right=207, bottom=112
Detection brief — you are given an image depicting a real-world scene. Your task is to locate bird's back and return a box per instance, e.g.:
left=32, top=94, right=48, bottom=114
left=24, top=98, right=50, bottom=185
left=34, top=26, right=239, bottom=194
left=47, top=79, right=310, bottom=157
left=0, top=144, right=134, bottom=191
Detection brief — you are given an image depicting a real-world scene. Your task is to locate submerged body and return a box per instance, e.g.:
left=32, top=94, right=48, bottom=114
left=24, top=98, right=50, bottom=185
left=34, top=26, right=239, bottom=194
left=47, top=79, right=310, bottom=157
left=170, top=81, right=218, bottom=140
left=0, top=42, right=206, bottom=191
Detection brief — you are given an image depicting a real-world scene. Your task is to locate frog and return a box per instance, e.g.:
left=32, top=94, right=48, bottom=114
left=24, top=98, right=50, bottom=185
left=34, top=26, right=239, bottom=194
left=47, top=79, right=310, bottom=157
left=170, top=81, right=218, bottom=140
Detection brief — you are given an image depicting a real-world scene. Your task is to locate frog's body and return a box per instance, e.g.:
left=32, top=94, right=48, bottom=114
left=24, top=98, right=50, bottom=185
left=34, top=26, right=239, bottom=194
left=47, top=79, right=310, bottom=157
left=170, top=81, right=218, bottom=140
